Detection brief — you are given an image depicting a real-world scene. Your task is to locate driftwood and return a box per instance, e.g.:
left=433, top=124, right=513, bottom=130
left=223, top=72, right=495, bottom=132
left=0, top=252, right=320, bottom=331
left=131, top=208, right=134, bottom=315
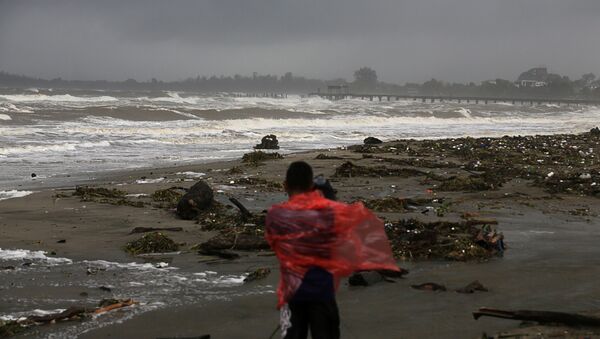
left=129, top=227, right=183, bottom=234
left=229, top=197, right=252, bottom=221
left=93, top=299, right=136, bottom=314
left=27, top=306, right=88, bottom=323
left=473, top=308, right=600, bottom=327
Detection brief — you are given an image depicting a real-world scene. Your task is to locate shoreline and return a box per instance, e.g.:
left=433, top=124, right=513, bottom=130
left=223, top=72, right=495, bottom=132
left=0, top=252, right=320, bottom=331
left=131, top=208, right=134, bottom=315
left=2, top=130, right=600, bottom=338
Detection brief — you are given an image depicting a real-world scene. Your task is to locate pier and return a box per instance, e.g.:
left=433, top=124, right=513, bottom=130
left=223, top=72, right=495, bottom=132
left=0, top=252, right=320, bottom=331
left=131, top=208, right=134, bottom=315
left=308, top=92, right=600, bottom=106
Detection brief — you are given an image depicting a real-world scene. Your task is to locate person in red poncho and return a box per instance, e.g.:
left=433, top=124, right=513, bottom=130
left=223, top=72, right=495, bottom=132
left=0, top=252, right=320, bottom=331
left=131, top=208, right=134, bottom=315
left=266, top=161, right=401, bottom=339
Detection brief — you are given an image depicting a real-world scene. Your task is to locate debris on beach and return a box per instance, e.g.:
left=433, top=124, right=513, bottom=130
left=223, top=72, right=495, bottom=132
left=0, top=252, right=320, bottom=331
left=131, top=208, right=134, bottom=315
left=0, top=299, right=137, bottom=337
left=359, top=197, right=444, bottom=213
left=334, top=161, right=425, bottom=178
left=124, top=232, right=179, bottom=255
left=411, top=282, right=447, bottom=291
left=241, top=151, right=283, bottom=165
left=254, top=134, right=280, bottom=150
left=243, top=267, right=271, bottom=283
left=384, top=219, right=505, bottom=261
left=226, top=166, right=244, bottom=175
left=129, top=226, right=183, bottom=234
left=456, top=280, right=488, bottom=293
left=437, top=176, right=495, bottom=192
left=196, top=232, right=269, bottom=252
left=177, top=180, right=214, bottom=220
left=473, top=307, right=600, bottom=328
left=315, top=153, right=344, bottom=160
left=151, top=187, right=184, bottom=208
left=233, top=177, right=283, bottom=191
left=73, top=186, right=145, bottom=208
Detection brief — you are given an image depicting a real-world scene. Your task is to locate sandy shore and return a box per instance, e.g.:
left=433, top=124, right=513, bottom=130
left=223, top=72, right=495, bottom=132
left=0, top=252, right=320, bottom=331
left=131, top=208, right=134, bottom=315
left=2, top=132, right=600, bottom=338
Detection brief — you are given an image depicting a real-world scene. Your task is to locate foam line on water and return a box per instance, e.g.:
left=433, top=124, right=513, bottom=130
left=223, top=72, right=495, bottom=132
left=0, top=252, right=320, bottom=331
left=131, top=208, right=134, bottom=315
left=0, top=190, right=34, bottom=201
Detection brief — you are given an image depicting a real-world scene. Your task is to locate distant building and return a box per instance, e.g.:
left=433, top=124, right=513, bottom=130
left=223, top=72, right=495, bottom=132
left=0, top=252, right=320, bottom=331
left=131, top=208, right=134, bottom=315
left=516, top=67, right=548, bottom=87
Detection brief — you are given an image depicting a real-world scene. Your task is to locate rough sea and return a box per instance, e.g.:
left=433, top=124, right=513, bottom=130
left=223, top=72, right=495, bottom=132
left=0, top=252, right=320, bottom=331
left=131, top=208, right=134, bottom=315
left=1, top=87, right=599, bottom=194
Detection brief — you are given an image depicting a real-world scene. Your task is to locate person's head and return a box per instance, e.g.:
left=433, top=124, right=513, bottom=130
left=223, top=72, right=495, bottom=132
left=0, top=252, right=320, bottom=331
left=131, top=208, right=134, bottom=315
left=284, top=161, right=314, bottom=196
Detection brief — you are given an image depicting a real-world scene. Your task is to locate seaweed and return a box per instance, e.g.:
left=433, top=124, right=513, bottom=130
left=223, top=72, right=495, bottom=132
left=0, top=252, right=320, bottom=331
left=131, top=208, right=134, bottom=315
left=437, top=176, right=495, bottom=192
left=334, top=161, right=425, bottom=178
left=151, top=188, right=183, bottom=208
left=124, top=232, right=179, bottom=255
left=385, top=219, right=504, bottom=261
left=234, top=177, right=283, bottom=191
left=73, top=186, right=145, bottom=208
left=0, top=320, right=24, bottom=337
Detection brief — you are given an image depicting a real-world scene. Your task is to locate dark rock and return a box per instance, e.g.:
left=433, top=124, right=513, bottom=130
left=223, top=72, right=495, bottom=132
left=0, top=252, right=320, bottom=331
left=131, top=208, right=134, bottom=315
left=591, top=127, right=600, bottom=136
left=57, top=239, right=66, bottom=243
left=411, top=282, right=447, bottom=291
left=99, top=286, right=112, bottom=292
left=177, top=181, right=214, bottom=220
left=79, top=292, right=89, bottom=297
left=1, top=265, right=16, bottom=270
left=31, top=173, right=37, bottom=178
left=241, top=151, right=283, bottom=164
left=364, top=137, right=383, bottom=145
left=254, top=134, right=280, bottom=149
left=244, top=268, right=271, bottom=283
left=456, top=280, right=488, bottom=293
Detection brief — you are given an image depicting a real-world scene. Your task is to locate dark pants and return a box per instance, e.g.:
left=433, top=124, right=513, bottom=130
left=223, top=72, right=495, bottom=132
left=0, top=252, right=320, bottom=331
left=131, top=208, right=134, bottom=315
left=284, top=299, right=340, bottom=339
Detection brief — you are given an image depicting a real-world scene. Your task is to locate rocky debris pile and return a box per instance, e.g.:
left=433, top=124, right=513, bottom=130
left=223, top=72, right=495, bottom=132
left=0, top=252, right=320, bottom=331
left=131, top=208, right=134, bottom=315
left=151, top=187, right=185, bottom=208
left=233, top=177, right=283, bottom=191
left=241, top=151, right=284, bottom=165
left=346, top=132, right=600, bottom=197
left=360, top=197, right=441, bottom=213
left=254, top=134, right=280, bottom=149
left=384, top=219, right=505, bottom=261
left=73, top=186, right=145, bottom=208
left=315, top=153, right=344, bottom=160
left=334, top=161, right=425, bottom=178
left=177, top=181, right=214, bottom=220
left=364, top=137, right=383, bottom=145
left=437, top=176, right=496, bottom=192
left=124, top=232, right=179, bottom=255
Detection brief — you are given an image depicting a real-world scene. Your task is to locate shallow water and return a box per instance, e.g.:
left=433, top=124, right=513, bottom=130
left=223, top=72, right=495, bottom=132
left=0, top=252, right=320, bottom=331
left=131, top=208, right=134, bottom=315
left=0, top=248, right=274, bottom=338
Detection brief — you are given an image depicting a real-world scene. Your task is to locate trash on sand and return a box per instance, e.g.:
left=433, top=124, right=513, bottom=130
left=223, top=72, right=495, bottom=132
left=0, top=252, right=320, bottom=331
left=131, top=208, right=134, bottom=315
left=129, top=227, right=183, bottom=234
left=385, top=219, right=505, bottom=261
left=124, top=232, right=179, bottom=255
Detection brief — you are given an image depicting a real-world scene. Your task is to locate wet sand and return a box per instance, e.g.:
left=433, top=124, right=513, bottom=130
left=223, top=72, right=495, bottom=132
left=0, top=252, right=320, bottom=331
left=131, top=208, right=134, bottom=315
left=2, top=133, right=600, bottom=338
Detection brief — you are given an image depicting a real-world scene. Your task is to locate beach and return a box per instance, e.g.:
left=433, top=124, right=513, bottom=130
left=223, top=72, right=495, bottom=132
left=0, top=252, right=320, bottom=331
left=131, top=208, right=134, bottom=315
left=2, top=130, right=600, bottom=338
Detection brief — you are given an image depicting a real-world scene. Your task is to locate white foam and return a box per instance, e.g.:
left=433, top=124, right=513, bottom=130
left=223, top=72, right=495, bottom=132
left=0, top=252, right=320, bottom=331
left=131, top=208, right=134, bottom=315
left=0, top=114, right=11, bottom=121
left=0, top=248, right=72, bottom=264
left=0, top=141, right=110, bottom=156
left=0, top=190, right=33, bottom=201
left=176, top=171, right=206, bottom=178
left=0, top=94, right=118, bottom=103
left=135, top=178, right=165, bottom=184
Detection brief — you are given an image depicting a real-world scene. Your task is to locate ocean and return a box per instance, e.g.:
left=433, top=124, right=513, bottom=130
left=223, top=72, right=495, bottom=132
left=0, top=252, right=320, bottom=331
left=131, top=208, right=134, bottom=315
left=1, top=87, right=599, bottom=193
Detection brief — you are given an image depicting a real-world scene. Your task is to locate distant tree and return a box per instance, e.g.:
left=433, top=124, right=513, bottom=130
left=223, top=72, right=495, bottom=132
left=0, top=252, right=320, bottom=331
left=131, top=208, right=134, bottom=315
left=353, top=67, right=378, bottom=90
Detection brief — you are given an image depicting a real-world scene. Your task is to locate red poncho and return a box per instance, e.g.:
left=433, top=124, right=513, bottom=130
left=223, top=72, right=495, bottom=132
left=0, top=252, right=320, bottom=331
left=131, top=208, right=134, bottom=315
left=266, top=190, right=400, bottom=308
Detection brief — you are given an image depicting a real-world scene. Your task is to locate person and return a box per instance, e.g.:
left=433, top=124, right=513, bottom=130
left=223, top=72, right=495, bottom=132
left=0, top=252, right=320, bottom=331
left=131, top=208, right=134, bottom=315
left=265, top=161, right=400, bottom=339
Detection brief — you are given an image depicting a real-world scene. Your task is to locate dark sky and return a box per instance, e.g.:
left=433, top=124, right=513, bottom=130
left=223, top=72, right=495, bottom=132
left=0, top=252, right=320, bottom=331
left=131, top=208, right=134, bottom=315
left=1, top=0, right=599, bottom=83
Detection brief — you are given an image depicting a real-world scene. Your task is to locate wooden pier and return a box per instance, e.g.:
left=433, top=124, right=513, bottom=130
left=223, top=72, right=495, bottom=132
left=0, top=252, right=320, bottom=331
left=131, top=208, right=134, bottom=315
left=308, top=92, right=600, bottom=106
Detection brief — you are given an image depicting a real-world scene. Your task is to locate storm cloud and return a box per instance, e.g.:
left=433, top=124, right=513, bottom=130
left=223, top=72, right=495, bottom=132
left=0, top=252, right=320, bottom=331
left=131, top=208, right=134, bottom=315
left=1, top=0, right=599, bottom=83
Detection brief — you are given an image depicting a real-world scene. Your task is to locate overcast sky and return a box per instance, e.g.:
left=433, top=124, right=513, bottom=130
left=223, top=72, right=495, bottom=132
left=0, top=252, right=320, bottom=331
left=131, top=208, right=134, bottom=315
left=1, top=0, right=599, bottom=83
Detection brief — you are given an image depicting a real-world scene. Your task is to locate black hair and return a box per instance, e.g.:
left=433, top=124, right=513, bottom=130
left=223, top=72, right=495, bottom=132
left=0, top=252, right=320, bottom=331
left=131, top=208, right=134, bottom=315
left=285, top=161, right=314, bottom=192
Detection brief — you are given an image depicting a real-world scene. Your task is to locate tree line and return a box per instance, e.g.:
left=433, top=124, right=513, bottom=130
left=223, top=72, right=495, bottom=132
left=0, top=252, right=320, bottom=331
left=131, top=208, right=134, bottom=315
left=1, top=67, right=599, bottom=99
